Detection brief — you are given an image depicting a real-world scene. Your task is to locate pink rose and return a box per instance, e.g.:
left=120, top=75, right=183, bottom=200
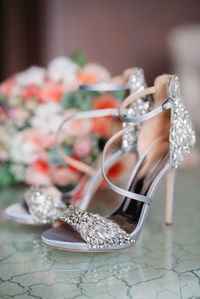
left=73, top=138, right=91, bottom=157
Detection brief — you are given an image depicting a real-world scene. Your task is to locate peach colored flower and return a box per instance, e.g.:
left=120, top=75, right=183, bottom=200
left=40, top=80, right=64, bottom=103
left=30, top=159, right=50, bottom=175
left=22, top=84, right=40, bottom=100
left=93, top=95, right=118, bottom=113
left=90, top=95, right=119, bottom=137
left=91, top=117, right=113, bottom=138
left=61, top=109, right=92, bottom=137
left=23, top=129, right=43, bottom=145
left=78, top=63, right=110, bottom=84
left=26, top=168, right=51, bottom=185
left=73, top=138, right=91, bottom=157
left=0, top=77, right=15, bottom=97
left=50, top=166, right=78, bottom=186
left=23, top=128, right=55, bottom=149
left=77, top=72, right=97, bottom=84
left=27, top=158, right=52, bottom=185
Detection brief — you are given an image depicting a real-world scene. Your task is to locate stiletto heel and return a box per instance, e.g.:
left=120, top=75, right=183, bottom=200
left=165, top=168, right=177, bottom=226
left=41, top=74, right=196, bottom=252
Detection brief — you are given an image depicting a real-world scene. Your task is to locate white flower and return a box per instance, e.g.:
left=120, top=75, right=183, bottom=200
left=47, top=57, right=80, bottom=86
left=81, top=63, right=110, bottom=82
left=30, top=102, right=63, bottom=135
left=15, top=66, right=46, bottom=86
left=10, top=132, right=40, bottom=164
left=10, top=163, right=27, bottom=181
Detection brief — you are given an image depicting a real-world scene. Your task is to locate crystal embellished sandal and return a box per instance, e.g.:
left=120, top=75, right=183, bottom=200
left=41, top=74, right=195, bottom=252
left=5, top=68, right=151, bottom=226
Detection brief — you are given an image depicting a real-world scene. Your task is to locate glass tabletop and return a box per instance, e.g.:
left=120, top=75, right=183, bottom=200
left=0, top=164, right=200, bottom=299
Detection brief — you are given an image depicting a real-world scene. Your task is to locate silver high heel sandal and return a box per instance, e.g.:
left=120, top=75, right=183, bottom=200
left=5, top=68, right=151, bottom=226
left=41, top=74, right=195, bottom=252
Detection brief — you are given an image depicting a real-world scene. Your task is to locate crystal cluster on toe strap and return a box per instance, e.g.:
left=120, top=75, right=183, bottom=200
left=122, top=68, right=153, bottom=151
left=56, top=205, right=135, bottom=250
left=169, top=76, right=196, bottom=168
left=24, top=186, right=66, bottom=224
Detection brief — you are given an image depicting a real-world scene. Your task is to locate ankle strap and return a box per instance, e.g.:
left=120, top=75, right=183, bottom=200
left=56, top=108, right=118, bottom=176
left=80, top=82, right=130, bottom=92
left=79, top=68, right=146, bottom=93
left=118, top=86, right=172, bottom=123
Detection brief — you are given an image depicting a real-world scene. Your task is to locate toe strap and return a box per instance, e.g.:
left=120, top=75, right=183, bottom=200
left=24, top=185, right=66, bottom=224
left=54, top=205, right=135, bottom=250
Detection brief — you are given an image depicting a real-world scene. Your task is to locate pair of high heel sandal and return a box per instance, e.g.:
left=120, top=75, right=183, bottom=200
left=5, top=68, right=196, bottom=252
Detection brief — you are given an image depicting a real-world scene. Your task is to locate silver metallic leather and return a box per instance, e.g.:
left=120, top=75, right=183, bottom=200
left=168, top=76, right=196, bottom=168
left=101, top=74, right=196, bottom=244
left=118, top=76, right=196, bottom=168
left=80, top=82, right=130, bottom=91
left=54, top=205, right=135, bottom=250
left=24, top=185, right=66, bottom=224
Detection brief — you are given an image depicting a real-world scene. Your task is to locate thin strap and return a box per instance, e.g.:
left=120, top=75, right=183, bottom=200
left=118, top=86, right=172, bottom=123
left=101, top=125, right=152, bottom=205
left=125, top=134, right=169, bottom=191
left=55, top=108, right=118, bottom=176
left=101, top=86, right=173, bottom=205
left=119, top=86, right=156, bottom=112
left=79, top=148, right=125, bottom=210
left=80, top=82, right=130, bottom=92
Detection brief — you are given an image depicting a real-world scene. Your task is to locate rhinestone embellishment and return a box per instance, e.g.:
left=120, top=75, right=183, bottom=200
left=122, top=68, right=153, bottom=151
left=56, top=205, right=135, bottom=250
left=169, top=76, right=196, bottom=168
left=24, top=185, right=66, bottom=224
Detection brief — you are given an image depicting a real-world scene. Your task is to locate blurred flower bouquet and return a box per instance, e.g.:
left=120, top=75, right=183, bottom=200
left=0, top=53, right=125, bottom=189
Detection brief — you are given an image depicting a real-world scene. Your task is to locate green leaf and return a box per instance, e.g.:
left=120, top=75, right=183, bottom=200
left=58, top=183, right=75, bottom=194
left=0, top=164, right=15, bottom=188
left=49, top=146, right=72, bottom=166
left=78, top=97, right=92, bottom=111
left=0, top=94, right=9, bottom=109
left=83, top=90, right=101, bottom=99
left=61, top=90, right=100, bottom=111
left=70, top=51, right=87, bottom=67
left=112, top=90, right=126, bottom=101
left=61, top=91, right=79, bottom=110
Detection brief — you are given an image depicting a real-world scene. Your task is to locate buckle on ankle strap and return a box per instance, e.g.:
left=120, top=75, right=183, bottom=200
left=162, top=98, right=172, bottom=111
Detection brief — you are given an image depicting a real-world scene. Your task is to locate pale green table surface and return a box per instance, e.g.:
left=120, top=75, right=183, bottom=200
left=0, top=163, right=200, bottom=299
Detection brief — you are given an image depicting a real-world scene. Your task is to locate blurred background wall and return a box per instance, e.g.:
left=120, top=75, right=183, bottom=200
left=0, top=0, right=200, bottom=85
